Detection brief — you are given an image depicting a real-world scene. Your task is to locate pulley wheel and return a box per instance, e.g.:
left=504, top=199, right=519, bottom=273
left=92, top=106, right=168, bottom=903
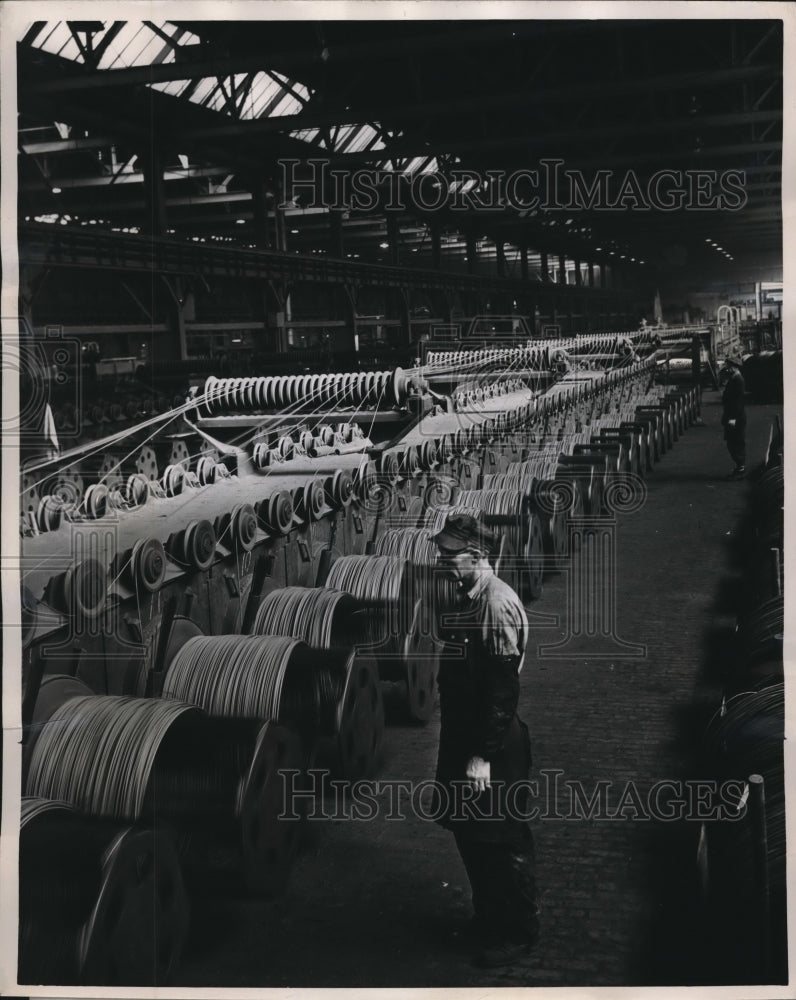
left=82, top=483, right=109, bottom=519
left=183, top=519, right=216, bottom=571
left=264, top=491, right=294, bottom=535
left=420, top=440, right=437, bottom=469
left=79, top=827, right=189, bottom=986
left=162, top=464, right=185, bottom=498
left=64, top=558, right=107, bottom=621
left=233, top=504, right=258, bottom=551
left=125, top=474, right=149, bottom=508
left=304, top=480, right=326, bottom=521
left=238, top=721, right=304, bottom=896
left=326, top=469, right=354, bottom=508
left=381, top=452, right=400, bottom=484
left=251, top=445, right=269, bottom=472
left=131, top=538, right=167, bottom=593
left=196, top=456, right=217, bottom=485
left=277, top=436, right=295, bottom=461
left=36, top=495, right=64, bottom=533
left=392, top=367, right=407, bottom=405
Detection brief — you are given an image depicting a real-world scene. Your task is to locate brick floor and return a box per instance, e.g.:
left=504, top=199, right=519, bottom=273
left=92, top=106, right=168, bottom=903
left=178, top=391, right=784, bottom=988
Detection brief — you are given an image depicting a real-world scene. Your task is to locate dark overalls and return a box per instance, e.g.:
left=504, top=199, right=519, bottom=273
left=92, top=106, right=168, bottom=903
left=721, top=369, right=746, bottom=470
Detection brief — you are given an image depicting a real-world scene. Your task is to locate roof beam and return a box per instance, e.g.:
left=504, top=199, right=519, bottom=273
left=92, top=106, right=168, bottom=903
left=20, top=164, right=237, bottom=191
left=176, top=67, right=782, bottom=141
left=320, top=111, right=782, bottom=167
left=18, top=21, right=650, bottom=93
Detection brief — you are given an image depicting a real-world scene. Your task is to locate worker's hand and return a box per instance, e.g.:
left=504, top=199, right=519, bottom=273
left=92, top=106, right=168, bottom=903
left=727, top=419, right=737, bottom=428
left=466, top=756, right=491, bottom=792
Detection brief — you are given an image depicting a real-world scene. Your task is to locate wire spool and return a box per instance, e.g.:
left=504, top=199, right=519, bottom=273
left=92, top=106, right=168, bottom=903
left=753, top=468, right=784, bottom=545
left=422, top=505, right=483, bottom=535
left=739, top=597, right=783, bottom=667
left=163, top=635, right=320, bottom=738
left=324, top=554, right=414, bottom=652
left=251, top=587, right=371, bottom=750
left=127, top=537, right=167, bottom=593
left=323, top=554, right=436, bottom=722
left=24, top=675, right=95, bottom=779
left=25, top=696, right=202, bottom=819
left=702, top=683, right=785, bottom=961
left=456, top=488, right=535, bottom=598
left=252, top=587, right=363, bottom=651
left=333, top=652, right=384, bottom=781
left=236, top=719, right=305, bottom=895
left=19, top=798, right=189, bottom=986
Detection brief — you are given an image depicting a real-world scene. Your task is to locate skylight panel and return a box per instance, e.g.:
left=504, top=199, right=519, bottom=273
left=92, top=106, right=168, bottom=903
left=291, top=128, right=322, bottom=144
left=150, top=78, right=193, bottom=98
left=267, top=91, right=306, bottom=118
left=26, top=21, right=201, bottom=69
left=35, top=22, right=82, bottom=61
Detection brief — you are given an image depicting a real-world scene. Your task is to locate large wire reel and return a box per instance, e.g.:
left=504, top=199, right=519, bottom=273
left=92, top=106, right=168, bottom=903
left=456, top=488, right=544, bottom=601
left=25, top=692, right=304, bottom=897
left=19, top=797, right=189, bottom=986
left=163, top=635, right=320, bottom=745
left=252, top=587, right=384, bottom=780
left=371, top=528, right=442, bottom=721
left=324, top=554, right=435, bottom=723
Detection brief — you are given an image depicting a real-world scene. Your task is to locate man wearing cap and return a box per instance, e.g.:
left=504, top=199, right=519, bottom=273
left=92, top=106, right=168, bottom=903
left=721, top=357, right=746, bottom=479
left=431, top=512, right=539, bottom=967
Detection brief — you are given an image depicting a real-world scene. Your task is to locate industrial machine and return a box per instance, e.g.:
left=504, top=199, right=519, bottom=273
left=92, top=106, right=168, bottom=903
left=15, top=325, right=700, bottom=984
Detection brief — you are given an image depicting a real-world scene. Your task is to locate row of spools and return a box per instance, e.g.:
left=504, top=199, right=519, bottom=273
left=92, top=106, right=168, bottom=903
left=19, top=367, right=698, bottom=986
left=700, top=422, right=785, bottom=983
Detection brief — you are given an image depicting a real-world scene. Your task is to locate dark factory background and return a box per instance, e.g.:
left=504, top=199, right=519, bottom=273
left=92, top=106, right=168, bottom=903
left=5, top=9, right=787, bottom=995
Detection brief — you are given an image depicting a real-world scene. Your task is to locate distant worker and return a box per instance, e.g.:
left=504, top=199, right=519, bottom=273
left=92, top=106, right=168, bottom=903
left=721, top=357, right=746, bottom=479
left=691, top=335, right=705, bottom=424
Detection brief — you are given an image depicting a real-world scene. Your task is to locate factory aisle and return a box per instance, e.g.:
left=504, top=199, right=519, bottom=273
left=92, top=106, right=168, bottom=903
left=178, top=392, right=782, bottom=989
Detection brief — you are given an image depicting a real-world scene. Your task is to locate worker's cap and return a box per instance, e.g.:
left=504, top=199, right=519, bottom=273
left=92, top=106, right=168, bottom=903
left=432, top=512, right=496, bottom=554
